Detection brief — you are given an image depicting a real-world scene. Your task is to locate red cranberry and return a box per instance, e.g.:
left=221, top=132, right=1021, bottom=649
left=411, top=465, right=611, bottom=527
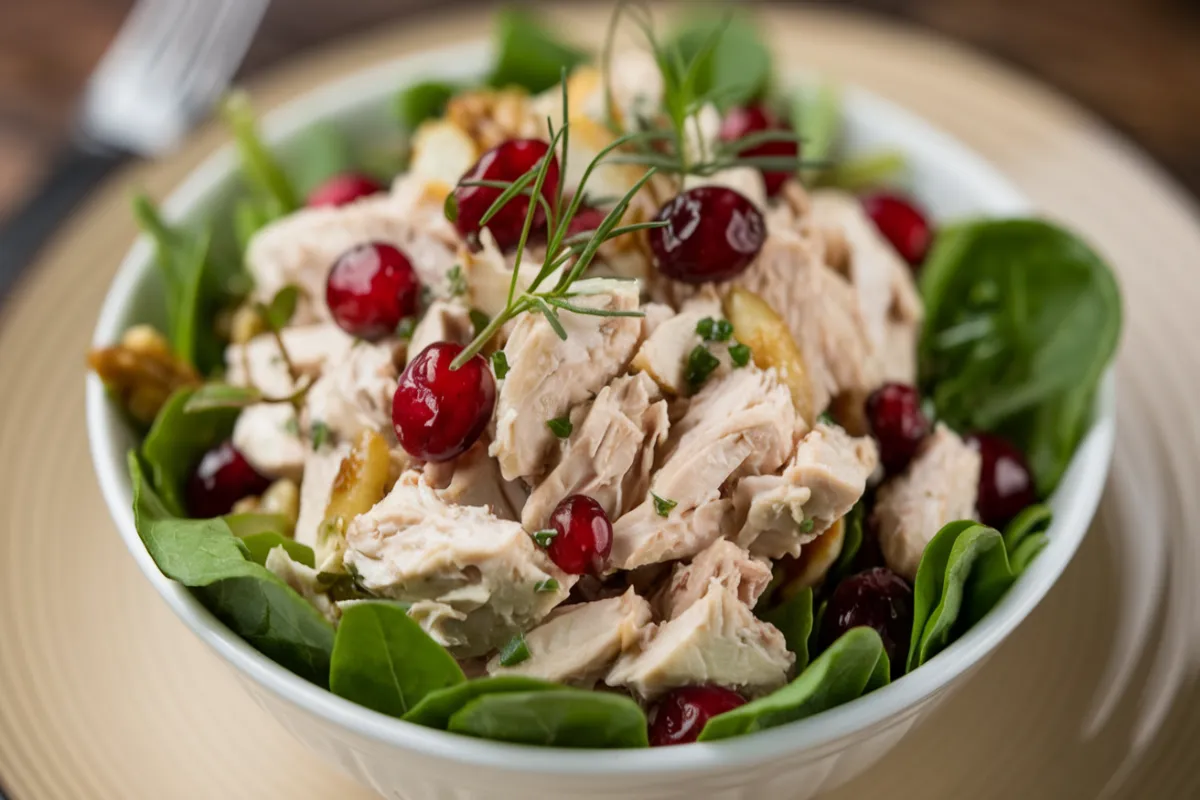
left=185, top=440, right=271, bottom=519
left=453, top=139, right=560, bottom=252
left=326, top=242, right=420, bottom=341
left=866, top=383, right=931, bottom=474
left=566, top=206, right=608, bottom=239
left=649, top=686, right=746, bottom=746
left=392, top=343, right=496, bottom=463
left=546, top=495, right=613, bottom=575
left=306, top=172, right=384, bottom=207
left=719, top=104, right=799, bottom=197
left=966, top=432, right=1037, bottom=527
left=861, top=191, right=932, bottom=267
left=650, top=187, right=766, bottom=284
left=819, top=567, right=913, bottom=675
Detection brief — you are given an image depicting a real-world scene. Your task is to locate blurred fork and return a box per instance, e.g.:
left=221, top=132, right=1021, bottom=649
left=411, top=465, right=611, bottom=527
left=0, top=0, right=270, bottom=302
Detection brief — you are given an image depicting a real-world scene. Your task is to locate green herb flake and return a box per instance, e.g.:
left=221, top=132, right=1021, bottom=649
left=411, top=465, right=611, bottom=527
left=311, top=420, right=331, bottom=451
left=534, top=578, right=560, bottom=594
left=546, top=416, right=573, bottom=438
left=283, top=416, right=300, bottom=436
left=447, top=265, right=467, bottom=297
left=532, top=529, right=557, bottom=548
left=395, top=317, right=417, bottom=341
left=497, top=633, right=532, bottom=667
left=685, top=345, right=722, bottom=390
left=652, top=493, right=678, bottom=518
left=728, top=342, right=752, bottom=367
left=183, top=383, right=263, bottom=413
left=799, top=518, right=815, bottom=534
left=695, top=317, right=716, bottom=340
left=491, top=351, right=510, bottom=380
left=817, top=411, right=836, bottom=426
left=443, top=193, right=459, bottom=224
left=713, top=319, right=735, bottom=342
left=469, top=309, right=491, bottom=338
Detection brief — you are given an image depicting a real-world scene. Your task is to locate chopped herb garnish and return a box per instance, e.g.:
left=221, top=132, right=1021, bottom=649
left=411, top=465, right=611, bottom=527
left=534, top=578, right=560, bottom=593
left=491, top=350, right=510, bottom=380
left=395, top=316, right=417, bottom=340
left=817, top=411, right=837, bottom=426
left=728, top=342, right=752, bottom=367
left=533, top=529, right=558, bottom=548
left=283, top=417, right=300, bottom=436
left=652, top=492, right=678, bottom=518
left=799, top=518, right=815, bottom=534
left=498, top=633, right=532, bottom=667
left=696, top=317, right=716, bottom=340
left=447, top=265, right=467, bottom=297
left=311, top=420, right=331, bottom=451
left=685, top=345, right=721, bottom=390
left=469, top=308, right=491, bottom=337
left=547, top=416, right=573, bottom=438
left=713, top=319, right=735, bottom=342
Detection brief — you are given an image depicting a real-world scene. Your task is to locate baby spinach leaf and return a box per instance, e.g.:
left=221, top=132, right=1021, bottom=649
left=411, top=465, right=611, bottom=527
left=489, top=8, right=587, bottom=94
left=671, top=13, right=772, bottom=111
left=403, top=676, right=558, bottom=729
left=397, top=81, right=458, bottom=130
left=141, top=388, right=239, bottom=517
left=330, top=603, right=465, bottom=718
left=759, top=587, right=813, bottom=671
left=827, top=502, right=865, bottom=587
left=130, top=453, right=334, bottom=684
left=1003, top=503, right=1052, bottom=553
left=221, top=93, right=300, bottom=215
left=233, top=195, right=283, bottom=254
left=906, top=519, right=977, bottom=673
left=448, top=689, right=649, bottom=748
left=287, top=122, right=354, bottom=196
left=919, top=219, right=1121, bottom=495
left=918, top=526, right=1006, bottom=656
left=698, top=627, right=887, bottom=741
left=240, top=533, right=315, bottom=568
left=1009, top=531, right=1048, bottom=575
left=223, top=512, right=291, bottom=538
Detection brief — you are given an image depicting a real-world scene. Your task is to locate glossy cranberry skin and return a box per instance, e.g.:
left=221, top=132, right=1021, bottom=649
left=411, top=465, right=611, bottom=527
left=866, top=383, right=931, bottom=475
left=650, top=187, right=766, bottom=284
left=453, top=139, right=560, bottom=252
left=861, top=191, right=933, bottom=267
left=966, top=432, right=1037, bottom=527
left=820, top=567, right=913, bottom=675
left=185, top=440, right=271, bottom=519
left=326, top=242, right=420, bottom=341
left=546, top=495, right=613, bottom=575
left=649, top=686, right=746, bottom=746
left=392, top=343, right=496, bottom=462
left=719, top=104, right=799, bottom=197
left=306, top=172, right=384, bottom=207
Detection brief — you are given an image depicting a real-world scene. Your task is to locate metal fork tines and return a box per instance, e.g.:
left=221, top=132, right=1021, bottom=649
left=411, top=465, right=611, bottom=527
left=79, top=0, right=270, bottom=155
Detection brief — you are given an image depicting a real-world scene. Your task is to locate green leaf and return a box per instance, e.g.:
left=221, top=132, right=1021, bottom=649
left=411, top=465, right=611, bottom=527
left=827, top=502, right=865, bottom=587
left=1003, top=503, right=1053, bottom=553
left=330, top=603, right=465, bottom=718
left=497, top=633, right=531, bottom=667
left=919, top=219, right=1121, bottom=495
left=698, top=627, right=888, bottom=741
left=233, top=196, right=281, bottom=253
left=728, top=342, right=752, bottom=367
left=906, top=519, right=977, bottom=673
left=670, top=14, right=772, bottom=111
left=223, top=512, right=291, bottom=539
left=491, top=350, right=510, bottom=380
left=221, top=93, right=300, bottom=214
left=310, top=420, right=331, bottom=451
left=469, top=309, right=491, bottom=338
left=239, top=532, right=315, bottom=569
left=397, top=81, right=458, bottom=130
left=183, top=383, right=263, bottom=413
left=652, top=492, right=677, bottom=518
left=448, top=689, right=649, bottom=748
left=816, top=149, right=907, bottom=191
left=142, top=388, right=239, bottom=517
left=685, top=344, right=721, bottom=391
left=546, top=416, right=573, bottom=438
left=264, top=285, right=300, bottom=331
left=793, top=83, right=841, bottom=182
left=286, top=122, right=353, bottom=195
left=403, top=676, right=559, bottom=729
left=759, top=587, right=813, bottom=671
left=130, top=453, right=334, bottom=684
left=489, top=9, right=588, bottom=94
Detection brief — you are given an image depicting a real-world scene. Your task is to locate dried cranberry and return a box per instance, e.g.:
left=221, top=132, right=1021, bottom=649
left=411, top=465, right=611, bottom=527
left=649, top=686, right=746, bottom=746
left=819, top=567, right=913, bottom=674
left=392, top=343, right=496, bottom=462
left=650, top=187, right=766, bottom=284
left=861, top=191, right=932, bottom=267
left=326, top=242, right=420, bottom=341
left=719, top=104, right=799, bottom=197
left=306, top=172, right=384, bottom=207
left=866, top=383, right=931, bottom=474
left=966, top=432, right=1037, bottom=527
left=546, top=495, right=613, bottom=575
left=185, top=440, right=271, bottom=518
left=453, top=139, right=559, bottom=251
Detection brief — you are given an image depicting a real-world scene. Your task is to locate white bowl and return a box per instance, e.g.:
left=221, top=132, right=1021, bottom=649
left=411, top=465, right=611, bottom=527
left=86, top=40, right=1116, bottom=800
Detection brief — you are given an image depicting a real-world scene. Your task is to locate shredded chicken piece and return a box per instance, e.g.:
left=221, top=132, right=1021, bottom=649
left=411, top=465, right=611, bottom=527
left=654, top=539, right=773, bottom=620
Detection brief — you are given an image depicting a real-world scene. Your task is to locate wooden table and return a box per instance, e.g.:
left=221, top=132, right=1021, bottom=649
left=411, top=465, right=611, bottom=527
left=1, top=0, right=1199, bottom=216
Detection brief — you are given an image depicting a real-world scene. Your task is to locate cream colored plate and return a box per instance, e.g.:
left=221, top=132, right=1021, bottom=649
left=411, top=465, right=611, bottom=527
left=2, top=5, right=1198, bottom=798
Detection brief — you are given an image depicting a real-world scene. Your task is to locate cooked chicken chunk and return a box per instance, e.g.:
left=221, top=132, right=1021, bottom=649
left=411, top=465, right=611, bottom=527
left=874, top=424, right=981, bottom=581
left=293, top=445, right=350, bottom=548
left=611, top=367, right=798, bottom=570
left=486, top=589, right=653, bottom=686
left=407, top=299, right=475, bottom=364
left=424, top=441, right=526, bottom=521
left=808, top=190, right=924, bottom=384
left=630, top=299, right=723, bottom=396
left=734, top=423, right=879, bottom=559
left=606, top=580, right=792, bottom=700
left=522, top=373, right=668, bottom=531
left=304, top=339, right=399, bottom=446
left=231, top=403, right=306, bottom=481
left=491, top=281, right=642, bottom=482
left=225, top=323, right=356, bottom=397
left=343, top=473, right=572, bottom=656
left=655, top=539, right=772, bottom=620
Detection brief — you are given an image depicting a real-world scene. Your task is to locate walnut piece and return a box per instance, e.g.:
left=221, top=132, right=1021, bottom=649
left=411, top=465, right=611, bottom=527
left=86, top=325, right=200, bottom=424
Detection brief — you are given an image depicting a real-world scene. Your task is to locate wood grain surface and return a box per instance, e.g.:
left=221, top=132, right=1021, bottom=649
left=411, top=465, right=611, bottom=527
left=1, top=0, right=1198, bottom=214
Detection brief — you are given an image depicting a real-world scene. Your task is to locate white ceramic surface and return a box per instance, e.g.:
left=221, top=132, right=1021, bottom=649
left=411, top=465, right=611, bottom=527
left=85, top=40, right=1116, bottom=800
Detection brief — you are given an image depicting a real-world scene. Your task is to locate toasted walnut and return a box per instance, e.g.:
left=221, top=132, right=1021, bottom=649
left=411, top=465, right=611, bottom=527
left=261, top=478, right=300, bottom=528
left=445, top=89, right=543, bottom=151
left=318, top=430, right=390, bottom=571
left=87, top=325, right=200, bottom=424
